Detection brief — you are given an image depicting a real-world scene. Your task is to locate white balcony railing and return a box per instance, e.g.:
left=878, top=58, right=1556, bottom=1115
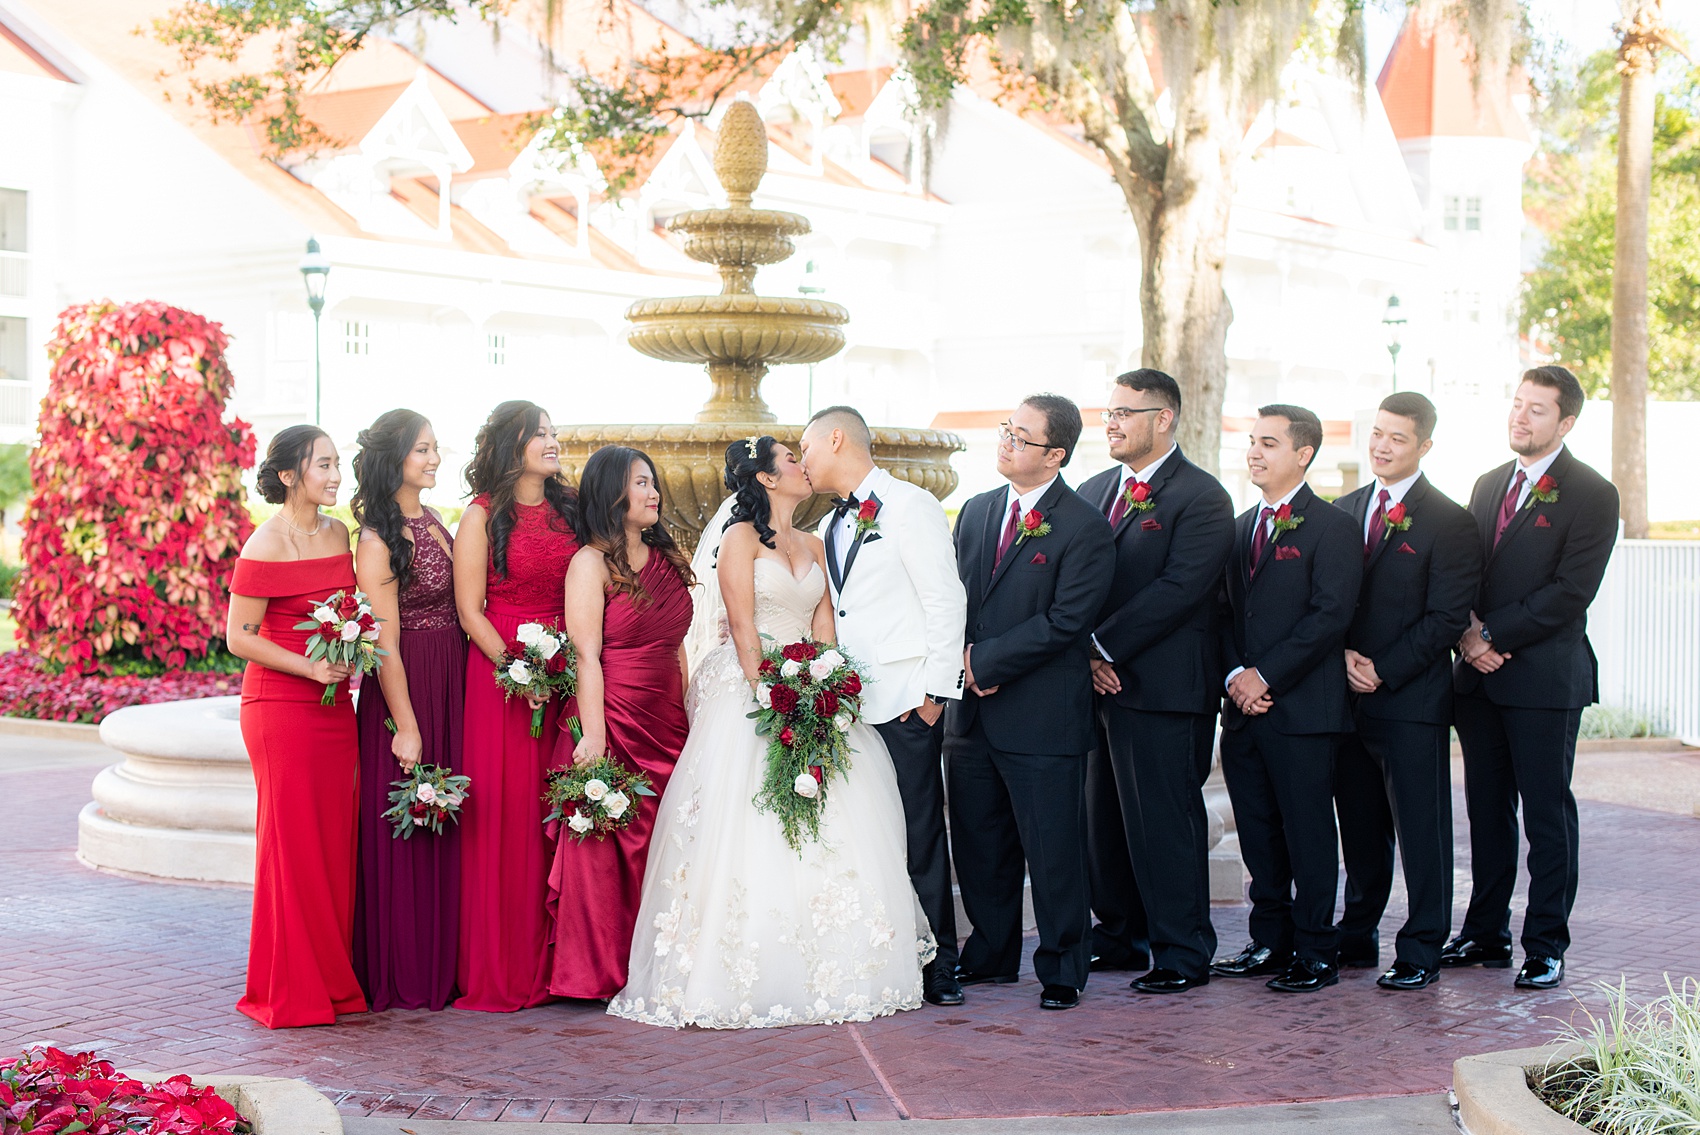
left=1590, top=538, right=1700, bottom=744
left=0, top=251, right=26, bottom=299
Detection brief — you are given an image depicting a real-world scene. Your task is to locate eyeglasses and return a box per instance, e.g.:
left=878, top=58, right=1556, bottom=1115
left=997, top=424, right=1061, bottom=453
left=1100, top=408, right=1164, bottom=424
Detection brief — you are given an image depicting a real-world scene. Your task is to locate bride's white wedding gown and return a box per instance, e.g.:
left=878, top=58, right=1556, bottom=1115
left=609, top=558, right=936, bottom=1029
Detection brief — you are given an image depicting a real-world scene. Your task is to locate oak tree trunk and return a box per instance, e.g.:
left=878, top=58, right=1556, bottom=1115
left=1611, top=13, right=1656, bottom=539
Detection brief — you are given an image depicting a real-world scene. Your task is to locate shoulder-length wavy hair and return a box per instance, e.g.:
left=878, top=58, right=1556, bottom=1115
left=465, top=400, right=579, bottom=578
left=576, top=446, right=695, bottom=602
left=721, top=435, right=780, bottom=549
left=351, top=408, right=429, bottom=589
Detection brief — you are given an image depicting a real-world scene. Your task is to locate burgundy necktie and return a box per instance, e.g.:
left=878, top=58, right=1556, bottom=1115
left=1248, top=506, right=1274, bottom=576
left=1364, top=488, right=1391, bottom=560
left=993, top=499, right=1021, bottom=573
left=1494, top=470, right=1527, bottom=547
left=1107, top=475, right=1136, bottom=527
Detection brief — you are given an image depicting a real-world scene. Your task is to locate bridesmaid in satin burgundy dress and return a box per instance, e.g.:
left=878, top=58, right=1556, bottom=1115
left=350, top=410, right=464, bottom=1011
left=548, top=446, right=693, bottom=1000
left=226, top=426, right=367, bottom=1029
left=453, top=401, right=581, bottom=1012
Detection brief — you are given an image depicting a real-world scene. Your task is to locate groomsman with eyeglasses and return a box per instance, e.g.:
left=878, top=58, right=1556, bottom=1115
left=1331, top=392, right=1480, bottom=991
left=1077, top=369, right=1234, bottom=994
left=1443, top=366, right=1618, bottom=990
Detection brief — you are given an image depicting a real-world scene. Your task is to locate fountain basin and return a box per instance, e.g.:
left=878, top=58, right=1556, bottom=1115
left=670, top=209, right=811, bottom=272
left=626, top=295, right=848, bottom=367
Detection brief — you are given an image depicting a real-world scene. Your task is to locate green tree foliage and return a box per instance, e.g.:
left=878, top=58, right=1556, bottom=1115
left=0, top=443, right=30, bottom=529
left=1523, top=51, right=1700, bottom=399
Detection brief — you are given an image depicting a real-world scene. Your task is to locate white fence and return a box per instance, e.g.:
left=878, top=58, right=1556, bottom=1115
left=1590, top=539, right=1700, bottom=745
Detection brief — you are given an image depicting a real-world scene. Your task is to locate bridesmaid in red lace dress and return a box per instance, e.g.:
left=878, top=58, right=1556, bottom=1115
left=547, top=447, right=694, bottom=1000
left=454, top=401, right=581, bottom=1012
left=351, top=410, right=464, bottom=1011
left=227, top=425, right=368, bottom=1029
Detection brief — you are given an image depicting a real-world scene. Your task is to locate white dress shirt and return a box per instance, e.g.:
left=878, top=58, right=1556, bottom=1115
left=1507, top=447, right=1563, bottom=511
left=1002, top=476, right=1059, bottom=525
left=1091, top=446, right=1179, bottom=662
left=1225, top=481, right=1306, bottom=690
left=833, top=466, right=882, bottom=575
left=1362, top=470, right=1421, bottom=542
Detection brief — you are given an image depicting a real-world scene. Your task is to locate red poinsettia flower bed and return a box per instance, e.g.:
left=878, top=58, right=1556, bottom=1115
left=0, top=1046, right=250, bottom=1134
left=0, top=653, right=236, bottom=725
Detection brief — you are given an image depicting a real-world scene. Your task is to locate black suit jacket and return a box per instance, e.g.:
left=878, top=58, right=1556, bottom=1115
left=1334, top=474, right=1480, bottom=725
left=1453, top=447, right=1618, bottom=709
left=947, top=477, right=1116, bottom=755
left=1219, top=483, right=1362, bottom=735
left=1078, top=449, right=1235, bottom=715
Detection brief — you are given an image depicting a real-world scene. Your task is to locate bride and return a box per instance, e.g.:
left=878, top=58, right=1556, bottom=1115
left=609, top=436, right=936, bottom=1029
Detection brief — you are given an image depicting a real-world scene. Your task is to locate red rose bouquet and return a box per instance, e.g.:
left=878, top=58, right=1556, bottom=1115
left=747, top=638, right=866, bottom=851
left=381, top=763, right=470, bottom=840
left=294, top=589, right=384, bottom=705
left=493, top=622, right=578, bottom=739
left=542, top=755, right=657, bottom=843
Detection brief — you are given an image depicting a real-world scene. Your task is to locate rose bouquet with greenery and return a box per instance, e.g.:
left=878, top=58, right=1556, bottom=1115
left=380, top=763, right=470, bottom=840
left=294, top=589, right=384, bottom=705
left=542, top=756, right=656, bottom=843
left=493, top=621, right=576, bottom=739
left=747, top=638, right=865, bottom=852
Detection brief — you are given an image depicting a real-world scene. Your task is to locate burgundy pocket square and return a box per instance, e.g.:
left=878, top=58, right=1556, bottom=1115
left=1031, top=551, right=1047, bottom=564
left=1275, top=545, right=1301, bottom=560
left=1534, top=514, right=1552, bottom=528
left=1140, top=518, right=1162, bottom=531
left=1397, top=542, right=1416, bottom=554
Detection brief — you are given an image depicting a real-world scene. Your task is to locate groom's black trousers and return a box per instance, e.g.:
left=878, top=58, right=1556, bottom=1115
left=946, top=716, right=1091, bottom=990
left=873, top=712, right=959, bottom=969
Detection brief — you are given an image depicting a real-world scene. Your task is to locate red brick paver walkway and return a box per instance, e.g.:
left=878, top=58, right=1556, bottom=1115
left=4, top=760, right=1696, bottom=1122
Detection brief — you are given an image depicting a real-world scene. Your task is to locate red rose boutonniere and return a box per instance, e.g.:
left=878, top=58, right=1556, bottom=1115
left=855, top=497, right=880, bottom=537
left=1526, top=474, right=1559, bottom=507
left=1014, top=508, right=1052, bottom=545
left=1271, top=503, right=1304, bottom=536
left=1121, top=479, right=1155, bottom=513
left=1382, top=500, right=1412, bottom=537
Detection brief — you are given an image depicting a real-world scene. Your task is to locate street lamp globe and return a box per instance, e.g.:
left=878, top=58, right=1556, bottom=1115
left=1381, top=293, right=1407, bottom=393
left=298, top=238, right=331, bottom=425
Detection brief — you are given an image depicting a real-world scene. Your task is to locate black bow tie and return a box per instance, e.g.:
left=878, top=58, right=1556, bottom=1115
left=831, top=494, right=859, bottom=519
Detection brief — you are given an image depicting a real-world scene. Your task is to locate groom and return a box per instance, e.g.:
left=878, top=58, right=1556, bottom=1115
left=799, top=405, right=970, bottom=1007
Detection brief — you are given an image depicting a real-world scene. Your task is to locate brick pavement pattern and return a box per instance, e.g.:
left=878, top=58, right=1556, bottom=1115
left=4, top=761, right=1697, bottom=1122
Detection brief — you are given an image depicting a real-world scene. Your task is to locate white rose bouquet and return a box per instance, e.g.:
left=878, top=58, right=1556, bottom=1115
left=293, top=589, right=385, bottom=705
left=493, top=621, right=578, bottom=739
left=542, top=754, right=656, bottom=843
left=380, top=762, right=471, bottom=840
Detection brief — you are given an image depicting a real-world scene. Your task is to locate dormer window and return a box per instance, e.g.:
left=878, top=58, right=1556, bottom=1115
left=1443, top=195, right=1482, bottom=232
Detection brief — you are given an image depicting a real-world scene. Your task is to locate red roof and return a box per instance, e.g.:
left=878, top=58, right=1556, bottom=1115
left=1376, top=16, right=1530, bottom=143
left=0, top=22, right=72, bottom=82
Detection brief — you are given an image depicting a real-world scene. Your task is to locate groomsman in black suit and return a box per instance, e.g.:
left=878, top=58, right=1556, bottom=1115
left=1331, top=393, right=1481, bottom=990
left=1078, top=369, right=1234, bottom=994
left=1443, top=366, right=1618, bottom=990
left=1212, top=404, right=1361, bottom=993
left=947, top=393, right=1116, bottom=1011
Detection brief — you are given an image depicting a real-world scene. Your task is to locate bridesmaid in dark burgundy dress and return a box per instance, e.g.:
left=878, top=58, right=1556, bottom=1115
left=227, top=425, right=367, bottom=1029
left=453, top=401, right=581, bottom=1012
left=350, top=409, right=464, bottom=1011
left=547, top=446, right=694, bottom=1000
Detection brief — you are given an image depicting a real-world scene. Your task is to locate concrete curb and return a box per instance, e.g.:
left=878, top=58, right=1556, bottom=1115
left=197, top=1075, right=343, bottom=1135
left=1452, top=1044, right=1588, bottom=1135
left=0, top=715, right=104, bottom=743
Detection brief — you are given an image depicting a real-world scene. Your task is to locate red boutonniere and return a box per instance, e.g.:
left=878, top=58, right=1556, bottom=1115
left=1382, top=500, right=1411, bottom=537
left=1526, top=474, right=1559, bottom=507
left=1271, top=503, right=1304, bottom=536
left=855, top=497, right=880, bottom=537
left=1121, top=480, right=1155, bottom=513
left=1014, top=508, right=1052, bottom=545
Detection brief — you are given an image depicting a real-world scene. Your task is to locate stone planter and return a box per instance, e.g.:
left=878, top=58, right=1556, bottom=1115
left=117, top=1073, right=341, bottom=1135
left=77, top=696, right=255, bottom=885
left=1453, top=1043, right=1589, bottom=1135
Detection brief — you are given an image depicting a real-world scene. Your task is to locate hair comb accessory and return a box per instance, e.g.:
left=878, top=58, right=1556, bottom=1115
left=745, top=436, right=760, bottom=459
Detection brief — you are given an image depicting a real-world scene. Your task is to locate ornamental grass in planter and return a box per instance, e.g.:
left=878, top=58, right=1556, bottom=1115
left=1535, top=978, right=1700, bottom=1133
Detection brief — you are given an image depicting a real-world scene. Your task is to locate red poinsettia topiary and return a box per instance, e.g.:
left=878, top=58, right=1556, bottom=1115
left=14, top=301, right=256, bottom=675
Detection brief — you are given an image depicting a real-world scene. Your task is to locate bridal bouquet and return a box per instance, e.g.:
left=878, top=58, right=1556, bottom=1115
left=494, top=622, right=577, bottom=739
left=294, top=589, right=385, bottom=705
left=543, top=756, right=656, bottom=843
left=381, top=763, right=470, bottom=839
left=747, top=638, right=866, bottom=851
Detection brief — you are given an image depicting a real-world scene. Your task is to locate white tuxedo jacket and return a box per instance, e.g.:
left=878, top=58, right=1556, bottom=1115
left=817, top=467, right=968, bottom=725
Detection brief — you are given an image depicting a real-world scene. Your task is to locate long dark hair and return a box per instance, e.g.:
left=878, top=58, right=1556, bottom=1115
left=256, top=424, right=329, bottom=505
left=465, top=400, right=578, bottom=578
left=577, top=446, right=695, bottom=602
left=722, top=435, right=780, bottom=549
left=351, top=409, right=430, bottom=589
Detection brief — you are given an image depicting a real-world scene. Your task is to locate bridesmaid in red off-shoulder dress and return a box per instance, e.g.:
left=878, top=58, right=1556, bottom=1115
left=453, top=401, right=581, bottom=1012
left=226, top=425, right=368, bottom=1029
left=548, top=446, right=693, bottom=1000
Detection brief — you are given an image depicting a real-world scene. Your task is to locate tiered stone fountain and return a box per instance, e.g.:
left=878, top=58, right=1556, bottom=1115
left=557, top=99, right=964, bottom=546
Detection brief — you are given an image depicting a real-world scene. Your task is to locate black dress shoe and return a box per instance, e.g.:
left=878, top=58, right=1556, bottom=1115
left=1337, top=938, right=1380, bottom=969
left=1377, top=961, right=1440, bottom=990
left=1130, top=967, right=1209, bottom=994
left=923, top=965, right=965, bottom=1006
left=1089, top=951, right=1151, bottom=973
left=1265, top=957, right=1338, bottom=993
left=1039, top=984, right=1080, bottom=1010
left=1210, top=941, right=1290, bottom=978
left=952, top=965, right=1018, bottom=986
left=1515, top=955, right=1565, bottom=990
left=1439, top=936, right=1513, bottom=968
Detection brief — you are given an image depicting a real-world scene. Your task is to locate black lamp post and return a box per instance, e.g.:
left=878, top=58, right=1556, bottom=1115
left=297, top=238, right=331, bottom=425
left=1382, top=293, right=1406, bottom=393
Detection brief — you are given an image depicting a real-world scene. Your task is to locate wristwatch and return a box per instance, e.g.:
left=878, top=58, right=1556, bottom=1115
left=1479, top=625, right=1493, bottom=644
